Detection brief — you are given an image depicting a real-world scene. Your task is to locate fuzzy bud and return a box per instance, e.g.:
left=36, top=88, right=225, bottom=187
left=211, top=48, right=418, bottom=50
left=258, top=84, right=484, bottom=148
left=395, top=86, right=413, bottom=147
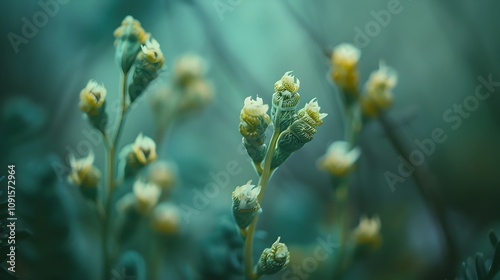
left=271, top=98, right=327, bottom=169
left=151, top=203, right=181, bottom=235
left=271, top=71, right=301, bottom=130
left=128, top=38, right=165, bottom=103
left=79, top=80, right=108, bottom=133
left=147, top=161, right=176, bottom=196
left=232, top=180, right=262, bottom=230
left=331, top=43, right=361, bottom=95
left=68, top=151, right=100, bottom=201
left=178, top=79, right=214, bottom=114
left=361, top=62, right=397, bottom=117
left=318, top=141, right=361, bottom=177
left=239, top=96, right=271, bottom=164
left=133, top=180, right=161, bottom=214
left=121, top=133, right=157, bottom=178
left=114, top=15, right=150, bottom=73
left=173, top=54, right=205, bottom=86
left=352, top=216, right=382, bottom=250
left=257, top=237, right=290, bottom=276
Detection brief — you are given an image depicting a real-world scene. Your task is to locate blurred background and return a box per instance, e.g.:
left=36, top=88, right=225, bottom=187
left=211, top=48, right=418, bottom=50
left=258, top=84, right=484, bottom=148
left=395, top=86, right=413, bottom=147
left=1, top=0, right=500, bottom=279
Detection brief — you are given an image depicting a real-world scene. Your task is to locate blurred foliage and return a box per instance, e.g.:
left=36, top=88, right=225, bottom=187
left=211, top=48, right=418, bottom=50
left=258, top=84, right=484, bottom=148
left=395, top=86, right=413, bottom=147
left=1, top=0, right=500, bottom=279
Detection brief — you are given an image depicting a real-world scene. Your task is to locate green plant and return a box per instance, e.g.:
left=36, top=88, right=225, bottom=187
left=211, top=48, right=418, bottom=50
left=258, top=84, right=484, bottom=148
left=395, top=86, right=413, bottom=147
left=233, top=71, right=327, bottom=279
left=67, top=15, right=212, bottom=280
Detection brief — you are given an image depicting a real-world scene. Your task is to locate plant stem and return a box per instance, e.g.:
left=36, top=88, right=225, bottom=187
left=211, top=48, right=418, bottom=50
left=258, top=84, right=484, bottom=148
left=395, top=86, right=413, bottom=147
left=113, top=72, right=129, bottom=149
left=102, top=71, right=129, bottom=280
left=102, top=145, right=113, bottom=280
left=331, top=182, right=350, bottom=280
left=243, top=127, right=281, bottom=280
left=330, top=91, right=361, bottom=280
left=252, top=162, right=263, bottom=176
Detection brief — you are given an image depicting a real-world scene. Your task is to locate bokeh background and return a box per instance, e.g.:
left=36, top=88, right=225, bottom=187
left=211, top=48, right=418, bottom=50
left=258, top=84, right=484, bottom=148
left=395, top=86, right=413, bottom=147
left=1, top=0, right=500, bottom=279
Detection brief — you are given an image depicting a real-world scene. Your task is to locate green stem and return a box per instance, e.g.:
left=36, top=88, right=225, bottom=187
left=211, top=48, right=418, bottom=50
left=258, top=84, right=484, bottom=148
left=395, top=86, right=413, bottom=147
left=113, top=72, right=129, bottom=149
left=102, top=71, right=128, bottom=280
left=331, top=182, right=350, bottom=279
left=243, top=127, right=281, bottom=280
left=330, top=90, right=361, bottom=280
left=252, top=162, right=263, bottom=176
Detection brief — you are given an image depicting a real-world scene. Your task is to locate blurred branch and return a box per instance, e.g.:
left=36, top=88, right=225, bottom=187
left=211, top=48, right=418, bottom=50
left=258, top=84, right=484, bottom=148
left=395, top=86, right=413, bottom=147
left=378, top=112, right=458, bottom=278
left=184, top=0, right=268, bottom=96
left=282, top=1, right=331, bottom=57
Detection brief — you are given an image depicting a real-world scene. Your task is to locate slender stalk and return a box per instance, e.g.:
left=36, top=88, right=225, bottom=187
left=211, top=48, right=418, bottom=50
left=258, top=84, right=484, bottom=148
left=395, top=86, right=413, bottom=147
left=331, top=182, right=350, bottom=280
left=252, top=162, right=263, bottom=176
left=243, top=127, right=281, bottom=280
left=102, top=71, right=129, bottom=280
left=113, top=72, right=129, bottom=149
left=330, top=90, right=361, bottom=280
left=102, top=145, right=113, bottom=280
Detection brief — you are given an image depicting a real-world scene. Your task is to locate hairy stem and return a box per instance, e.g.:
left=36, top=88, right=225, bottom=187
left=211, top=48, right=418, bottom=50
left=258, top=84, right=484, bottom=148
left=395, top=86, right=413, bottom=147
left=243, top=127, right=281, bottom=280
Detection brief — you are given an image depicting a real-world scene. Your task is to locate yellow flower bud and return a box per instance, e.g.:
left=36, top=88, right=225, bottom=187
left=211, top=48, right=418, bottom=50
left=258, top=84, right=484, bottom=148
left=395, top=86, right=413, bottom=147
left=79, top=80, right=107, bottom=116
left=173, top=54, right=205, bottom=86
left=114, top=15, right=150, bottom=73
left=178, top=79, right=214, bottom=113
left=297, top=98, right=328, bottom=127
left=272, top=71, right=301, bottom=130
left=140, top=38, right=164, bottom=65
left=318, top=141, right=361, bottom=177
left=361, top=62, right=398, bottom=117
left=129, top=38, right=165, bottom=102
left=272, top=98, right=327, bottom=169
left=147, top=161, right=176, bottom=195
left=114, top=15, right=150, bottom=45
left=331, top=43, right=361, bottom=95
left=240, top=96, right=271, bottom=164
left=68, top=151, right=100, bottom=188
left=257, top=237, right=290, bottom=276
left=68, top=151, right=101, bottom=201
left=240, top=97, right=271, bottom=141
left=352, top=216, right=382, bottom=250
left=274, top=71, right=300, bottom=93
left=151, top=203, right=181, bottom=235
left=121, top=133, right=157, bottom=178
left=131, top=133, right=157, bottom=165
left=133, top=180, right=161, bottom=214
left=232, top=180, right=262, bottom=230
